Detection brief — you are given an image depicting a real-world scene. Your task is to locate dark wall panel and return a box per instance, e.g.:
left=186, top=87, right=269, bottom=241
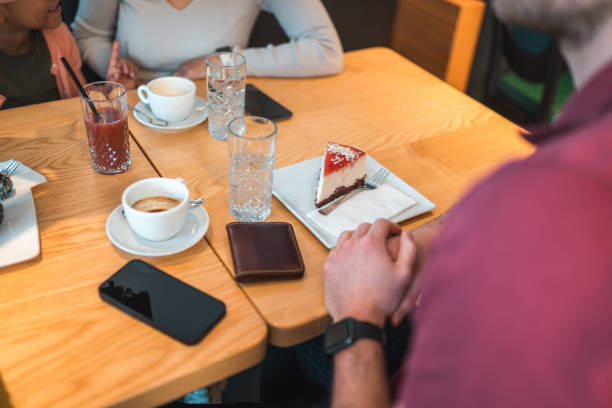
left=249, top=0, right=398, bottom=51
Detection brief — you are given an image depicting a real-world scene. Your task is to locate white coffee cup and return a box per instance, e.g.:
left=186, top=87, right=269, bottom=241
left=137, top=77, right=196, bottom=122
left=122, top=177, right=189, bottom=241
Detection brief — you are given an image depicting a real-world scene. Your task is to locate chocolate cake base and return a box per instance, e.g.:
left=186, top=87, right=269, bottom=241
left=315, top=176, right=365, bottom=208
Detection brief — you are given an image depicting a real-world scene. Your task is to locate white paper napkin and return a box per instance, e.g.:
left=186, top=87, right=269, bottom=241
left=307, top=183, right=417, bottom=238
left=0, top=160, right=47, bottom=202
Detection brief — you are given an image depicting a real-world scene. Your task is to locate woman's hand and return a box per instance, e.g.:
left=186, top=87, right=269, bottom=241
left=106, top=41, right=139, bottom=89
left=172, top=57, right=206, bottom=80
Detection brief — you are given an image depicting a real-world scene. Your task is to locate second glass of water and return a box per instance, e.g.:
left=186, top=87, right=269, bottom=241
left=206, top=52, right=246, bottom=141
left=228, top=116, right=277, bottom=222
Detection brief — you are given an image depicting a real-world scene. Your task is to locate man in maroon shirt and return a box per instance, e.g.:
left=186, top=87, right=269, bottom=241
left=323, top=0, right=612, bottom=407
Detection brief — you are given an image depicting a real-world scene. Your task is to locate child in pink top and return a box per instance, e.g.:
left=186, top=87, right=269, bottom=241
left=0, top=0, right=135, bottom=109
left=0, top=0, right=86, bottom=108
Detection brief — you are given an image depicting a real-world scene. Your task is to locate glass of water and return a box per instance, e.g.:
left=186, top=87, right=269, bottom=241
left=206, top=52, right=246, bottom=141
left=228, top=116, right=277, bottom=222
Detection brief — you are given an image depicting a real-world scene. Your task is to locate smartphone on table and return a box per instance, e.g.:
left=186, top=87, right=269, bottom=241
left=99, top=260, right=226, bottom=345
left=245, top=83, right=293, bottom=122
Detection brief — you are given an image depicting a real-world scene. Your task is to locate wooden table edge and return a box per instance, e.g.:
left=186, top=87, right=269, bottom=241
left=110, top=322, right=268, bottom=407
left=265, top=312, right=332, bottom=348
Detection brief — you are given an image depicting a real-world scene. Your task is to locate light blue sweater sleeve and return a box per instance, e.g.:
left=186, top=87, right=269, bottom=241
left=71, top=0, right=120, bottom=79
left=241, top=0, right=344, bottom=77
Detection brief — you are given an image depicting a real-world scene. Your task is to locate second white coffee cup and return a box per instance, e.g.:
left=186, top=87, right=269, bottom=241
left=137, top=76, right=195, bottom=122
left=122, top=177, right=189, bottom=241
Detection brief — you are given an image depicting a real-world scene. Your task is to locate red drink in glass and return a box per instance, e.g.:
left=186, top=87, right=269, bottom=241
left=84, top=107, right=130, bottom=174
left=80, top=82, right=131, bottom=175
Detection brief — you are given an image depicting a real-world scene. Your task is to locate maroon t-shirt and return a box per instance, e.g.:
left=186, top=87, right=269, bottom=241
left=399, top=61, right=612, bottom=407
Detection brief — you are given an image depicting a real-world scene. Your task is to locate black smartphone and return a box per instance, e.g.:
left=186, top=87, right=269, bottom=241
left=99, top=260, right=226, bottom=345
left=245, top=83, right=293, bottom=122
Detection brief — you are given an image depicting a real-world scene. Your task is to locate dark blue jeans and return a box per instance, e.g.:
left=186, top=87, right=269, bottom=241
left=165, top=318, right=413, bottom=407
left=293, top=318, right=413, bottom=396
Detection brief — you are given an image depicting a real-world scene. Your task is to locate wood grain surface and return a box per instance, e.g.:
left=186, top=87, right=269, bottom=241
left=0, top=98, right=267, bottom=407
left=128, top=47, right=534, bottom=346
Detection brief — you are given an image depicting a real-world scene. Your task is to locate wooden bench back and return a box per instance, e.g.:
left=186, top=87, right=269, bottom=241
left=391, top=0, right=485, bottom=92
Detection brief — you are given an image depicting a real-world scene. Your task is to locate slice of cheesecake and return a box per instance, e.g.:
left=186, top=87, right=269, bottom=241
left=315, top=142, right=366, bottom=208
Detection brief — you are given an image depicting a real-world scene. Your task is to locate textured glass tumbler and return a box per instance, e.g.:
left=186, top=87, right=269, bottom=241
left=228, top=116, right=277, bottom=222
left=80, top=81, right=131, bottom=175
left=206, top=52, right=246, bottom=141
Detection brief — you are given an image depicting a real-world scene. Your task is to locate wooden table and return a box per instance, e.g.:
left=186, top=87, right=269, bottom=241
left=128, top=47, right=534, bottom=347
left=0, top=98, right=267, bottom=407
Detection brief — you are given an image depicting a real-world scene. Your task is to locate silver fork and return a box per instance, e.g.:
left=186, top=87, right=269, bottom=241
left=1, top=160, right=19, bottom=177
left=318, top=168, right=390, bottom=215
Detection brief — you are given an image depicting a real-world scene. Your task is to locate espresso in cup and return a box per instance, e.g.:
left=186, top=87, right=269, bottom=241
left=132, top=196, right=181, bottom=213
left=122, top=177, right=189, bottom=241
left=137, top=77, right=196, bottom=122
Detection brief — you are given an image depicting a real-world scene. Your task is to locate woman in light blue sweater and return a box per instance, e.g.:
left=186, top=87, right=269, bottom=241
left=72, top=0, right=344, bottom=88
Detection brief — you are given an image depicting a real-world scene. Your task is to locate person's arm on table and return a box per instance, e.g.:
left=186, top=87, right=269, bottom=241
left=239, top=0, right=343, bottom=77
left=174, top=0, right=343, bottom=79
left=324, top=219, right=417, bottom=408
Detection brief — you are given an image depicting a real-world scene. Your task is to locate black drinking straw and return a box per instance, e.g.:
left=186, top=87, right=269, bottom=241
left=60, top=57, right=101, bottom=121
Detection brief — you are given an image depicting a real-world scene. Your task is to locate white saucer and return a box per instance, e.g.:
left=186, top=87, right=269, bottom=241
left=106, top=205, right=209, bottom=257
left=133, top=97, right=208, bottom=132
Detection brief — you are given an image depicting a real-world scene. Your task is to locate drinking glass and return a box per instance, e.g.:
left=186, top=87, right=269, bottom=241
left=228, top=116, right=277, bottom=222
left=80, top=81, right=131, bottom=174
left=206, top=52, right=246, bottom=141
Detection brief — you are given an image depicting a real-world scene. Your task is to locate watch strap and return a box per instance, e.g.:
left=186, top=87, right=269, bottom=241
left=324, top=317, right=384, bottom=355
left=354, top=319, right=384, bottom=344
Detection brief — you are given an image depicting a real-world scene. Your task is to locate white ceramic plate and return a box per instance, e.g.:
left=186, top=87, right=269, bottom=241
left=106, top=205, right=209, bottom=257
left=0, top=160, right=47, bottom=269
left=272, top=155, right=436, bottom=249
left=0, top=191, right=40, bottom=268
left=133, top=97, right=208, bottom=132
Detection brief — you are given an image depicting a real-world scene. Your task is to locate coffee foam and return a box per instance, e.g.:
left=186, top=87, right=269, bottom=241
left=149, top=83, right=188, bottom=97
left=132, top=196, right=180, bottom=213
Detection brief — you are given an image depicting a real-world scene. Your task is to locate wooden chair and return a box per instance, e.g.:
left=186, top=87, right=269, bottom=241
left=391, top=0, right=486, bottom=92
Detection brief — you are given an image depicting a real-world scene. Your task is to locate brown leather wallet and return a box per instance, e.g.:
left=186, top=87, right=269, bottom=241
left=226, top=222, right=305, bottom=282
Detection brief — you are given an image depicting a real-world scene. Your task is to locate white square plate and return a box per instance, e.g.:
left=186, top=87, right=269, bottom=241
left=272, top=155, right=436, bottom=248
left=0, top=161, right=47, bottom=269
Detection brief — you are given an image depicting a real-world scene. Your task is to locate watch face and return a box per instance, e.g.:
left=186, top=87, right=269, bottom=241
left=324, top=319, right=353, bottom=354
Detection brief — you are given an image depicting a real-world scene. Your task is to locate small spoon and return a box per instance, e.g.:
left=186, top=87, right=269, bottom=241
left=188, top=198, right=205, bottom=207
left=128, top=104, right=168, bottom=126
left=194, top=100, right=208, bottom=111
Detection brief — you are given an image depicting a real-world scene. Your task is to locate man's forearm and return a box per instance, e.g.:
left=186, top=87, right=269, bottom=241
left=387, top=212, right=448, bottom=270
left=332, top=339, right=390, bottom=408
left=412, top=212, right=448, bottom=270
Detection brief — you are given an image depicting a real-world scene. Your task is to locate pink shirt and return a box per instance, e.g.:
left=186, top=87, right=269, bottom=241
left=399, top=61, right=612, bottom=407
left=0, top=23, right=85, bottom=108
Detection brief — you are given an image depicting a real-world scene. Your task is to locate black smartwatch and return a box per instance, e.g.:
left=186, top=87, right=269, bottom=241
left=324, top=317, right=384, bottom=355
